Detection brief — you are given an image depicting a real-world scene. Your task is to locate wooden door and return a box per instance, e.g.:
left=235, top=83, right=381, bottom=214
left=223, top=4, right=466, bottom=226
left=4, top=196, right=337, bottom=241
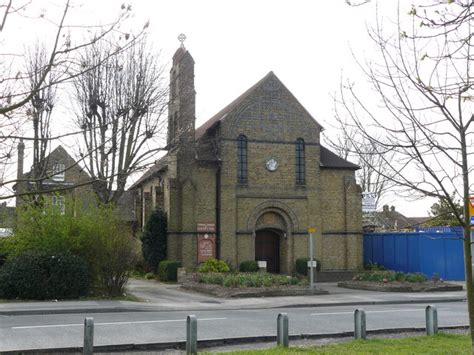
left=255, top=230, right=280, bottom=273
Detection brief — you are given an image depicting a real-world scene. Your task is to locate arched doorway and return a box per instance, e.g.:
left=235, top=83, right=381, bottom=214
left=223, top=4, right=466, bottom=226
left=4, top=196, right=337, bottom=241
left=255, top=229, right=281, bottom=273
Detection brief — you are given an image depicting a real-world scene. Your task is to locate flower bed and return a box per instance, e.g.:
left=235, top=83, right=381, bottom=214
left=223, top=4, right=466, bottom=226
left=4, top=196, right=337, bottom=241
left=198, top=272, right=300, bottom=288
left=338, top=270, right=463, bottom=292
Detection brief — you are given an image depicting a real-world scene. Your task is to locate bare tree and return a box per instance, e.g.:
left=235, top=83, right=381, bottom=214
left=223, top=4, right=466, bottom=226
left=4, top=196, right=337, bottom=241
left=326, top=129, right=393, bottom=209
left=24, top=45, right=56, bottom=201
left=338, top=0, right=474, bottom=346
left=0, top=1, right=144, bottom=200
left=73, top=38, right=168, bottom=205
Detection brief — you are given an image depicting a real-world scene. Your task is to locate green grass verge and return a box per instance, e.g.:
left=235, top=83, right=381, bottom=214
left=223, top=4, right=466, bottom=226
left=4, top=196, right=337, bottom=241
left=209, top=333, right=470, bottom=354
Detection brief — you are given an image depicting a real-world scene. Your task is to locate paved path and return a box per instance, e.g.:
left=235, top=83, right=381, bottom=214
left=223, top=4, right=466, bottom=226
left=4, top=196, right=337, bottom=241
left=0, top=279, right=466, bottom=316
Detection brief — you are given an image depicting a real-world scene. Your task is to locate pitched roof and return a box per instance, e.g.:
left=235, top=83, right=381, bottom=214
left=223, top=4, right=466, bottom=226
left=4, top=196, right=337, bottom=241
left=20, top=145, right=91, bottom=185
left=195, top=71, right=323, bottom=141
left=320, top=146, right=359, bottom=170
left=129, top=158, right=167, bottom=190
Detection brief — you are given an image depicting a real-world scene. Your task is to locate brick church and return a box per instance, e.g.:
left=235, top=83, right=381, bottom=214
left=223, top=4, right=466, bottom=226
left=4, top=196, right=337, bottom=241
left=132, top=41, right=363, bottom=275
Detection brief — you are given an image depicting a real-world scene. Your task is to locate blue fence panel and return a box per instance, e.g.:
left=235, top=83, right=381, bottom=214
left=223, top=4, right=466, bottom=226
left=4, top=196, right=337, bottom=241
left=363, top=231, right=465, bottom=280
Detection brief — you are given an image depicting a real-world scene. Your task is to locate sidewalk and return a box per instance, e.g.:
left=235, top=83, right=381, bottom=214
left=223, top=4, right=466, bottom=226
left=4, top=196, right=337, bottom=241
left=0, top=279, right=467, bottom=316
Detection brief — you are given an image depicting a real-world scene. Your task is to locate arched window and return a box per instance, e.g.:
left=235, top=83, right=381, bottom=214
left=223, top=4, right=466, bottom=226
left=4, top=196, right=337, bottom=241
left=237, top=135, right=248, bottom=183
left=296, top=138, right=305, bottom=185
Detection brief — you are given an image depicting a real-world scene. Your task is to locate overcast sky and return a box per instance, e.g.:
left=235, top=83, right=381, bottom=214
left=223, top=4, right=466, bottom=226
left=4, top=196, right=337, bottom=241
left=4, top=0, right=437, bottom=216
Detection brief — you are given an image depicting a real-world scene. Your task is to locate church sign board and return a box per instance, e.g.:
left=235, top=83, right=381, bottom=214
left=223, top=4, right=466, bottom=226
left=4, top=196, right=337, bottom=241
left=362, top=192, right=377, bottom=213
left=197, top=223, right=216, bottom=263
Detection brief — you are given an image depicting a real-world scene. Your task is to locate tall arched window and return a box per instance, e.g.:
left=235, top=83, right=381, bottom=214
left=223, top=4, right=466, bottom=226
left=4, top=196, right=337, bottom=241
left=296, top=138, right=305, bottom=185
left=237, top=135, right=248, bottom=183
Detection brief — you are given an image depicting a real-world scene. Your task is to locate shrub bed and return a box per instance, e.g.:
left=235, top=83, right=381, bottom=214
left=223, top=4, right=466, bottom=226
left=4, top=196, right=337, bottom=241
left=353, top=270, right=427, bottom=283
left=198, top=272, right=299, bottom=288
left=0, top=252, right=90, bottom=299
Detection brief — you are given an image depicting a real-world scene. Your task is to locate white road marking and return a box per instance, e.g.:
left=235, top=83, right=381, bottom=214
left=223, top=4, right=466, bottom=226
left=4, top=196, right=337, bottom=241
left=12, top=317, right=227, bottom=330
left=310, top=309, right=423, bottom=316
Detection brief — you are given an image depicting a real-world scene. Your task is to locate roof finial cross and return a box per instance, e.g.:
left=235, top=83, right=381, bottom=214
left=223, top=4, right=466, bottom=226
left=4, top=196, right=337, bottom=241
left=178, top=33, right=186, bottom=48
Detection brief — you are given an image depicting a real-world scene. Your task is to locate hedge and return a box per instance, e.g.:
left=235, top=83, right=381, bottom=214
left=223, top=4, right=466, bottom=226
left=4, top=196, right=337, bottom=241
left=0, top=252, right=91, bottom=300
left=158, top=260, right=182, bottom=282
left=295, top=257, right=321, bottom=275
left=239, top=260, right=259, bottom=272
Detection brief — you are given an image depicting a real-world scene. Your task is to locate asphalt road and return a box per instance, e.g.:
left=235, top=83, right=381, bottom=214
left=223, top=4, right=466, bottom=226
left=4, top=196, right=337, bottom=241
left=0, top=301, right=469, bottom=352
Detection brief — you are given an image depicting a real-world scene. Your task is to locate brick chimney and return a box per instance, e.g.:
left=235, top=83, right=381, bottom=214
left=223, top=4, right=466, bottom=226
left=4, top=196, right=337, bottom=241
left=17, top=139, right=25, bottom=181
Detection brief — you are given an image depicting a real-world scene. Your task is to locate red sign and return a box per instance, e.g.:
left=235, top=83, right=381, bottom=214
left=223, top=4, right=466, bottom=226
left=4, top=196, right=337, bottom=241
left=197, top=223, right=216, bottom=263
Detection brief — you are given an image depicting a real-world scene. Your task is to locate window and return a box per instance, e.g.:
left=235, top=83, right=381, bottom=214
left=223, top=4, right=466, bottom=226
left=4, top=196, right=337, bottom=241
left=52, top=163, right=65, bottom=181
left=237, top=135, right=248, bottom=183
left=52, top=195, right=65, bottom=215
left=296, top=138, right=305, bottom=184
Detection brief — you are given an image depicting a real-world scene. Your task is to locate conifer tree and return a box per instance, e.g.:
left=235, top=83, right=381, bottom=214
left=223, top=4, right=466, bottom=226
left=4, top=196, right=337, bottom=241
left=140, top=209, right=167, bottom=272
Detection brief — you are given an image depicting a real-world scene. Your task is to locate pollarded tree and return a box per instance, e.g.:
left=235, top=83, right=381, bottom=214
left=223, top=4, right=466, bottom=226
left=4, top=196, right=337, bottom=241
left=337, top=0, right=474, bottom=347
left=73, top=37, right=168, bottom=205
left=0, top=1, right=141, bottom=200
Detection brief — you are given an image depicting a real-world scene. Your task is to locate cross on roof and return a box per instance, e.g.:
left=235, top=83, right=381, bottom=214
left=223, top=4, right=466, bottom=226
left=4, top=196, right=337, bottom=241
left=178, top=33, right=186, bottom=48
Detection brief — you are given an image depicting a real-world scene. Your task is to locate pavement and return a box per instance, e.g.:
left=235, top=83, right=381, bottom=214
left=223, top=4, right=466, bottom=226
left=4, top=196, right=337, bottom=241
left=0, top=278, right=467, bottom=316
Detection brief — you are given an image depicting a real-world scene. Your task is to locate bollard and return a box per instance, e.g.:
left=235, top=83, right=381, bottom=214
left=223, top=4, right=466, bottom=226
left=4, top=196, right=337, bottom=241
left=276, top=313, right=289, bottom=347
left=186, top=315, right=198, bottom=355
left=83, top=317, right=94, bottom=355
left=425, top=305, right=438, bottom=336
left=354, top=309, right=366, bottom=340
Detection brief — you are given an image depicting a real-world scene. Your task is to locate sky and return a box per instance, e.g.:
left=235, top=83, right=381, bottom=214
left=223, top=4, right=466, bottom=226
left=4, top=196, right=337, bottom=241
left=2, top=0, right=438, bottom=216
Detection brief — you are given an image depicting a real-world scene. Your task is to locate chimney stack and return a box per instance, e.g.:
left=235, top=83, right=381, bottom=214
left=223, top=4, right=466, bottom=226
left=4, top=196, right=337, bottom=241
left=17, top=139, right=25, bottom=181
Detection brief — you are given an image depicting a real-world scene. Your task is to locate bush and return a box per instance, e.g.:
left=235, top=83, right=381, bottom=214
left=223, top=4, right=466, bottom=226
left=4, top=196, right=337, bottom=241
left=239, top=260, right=259, bottom=273
left=198, top=272, right=300, bottom=288
left=295, top=257, right=321, bottom=275
left=11, top=202, right=137, bottom=296
left=0, top=252, right=90, bottom=299
left=197, top=258, right=230, bottom=273
left=158, top=260, right=182, bottom=282
left=364, top=261, right=386, bottom=271
left=141, top=209, right=167, bottom=272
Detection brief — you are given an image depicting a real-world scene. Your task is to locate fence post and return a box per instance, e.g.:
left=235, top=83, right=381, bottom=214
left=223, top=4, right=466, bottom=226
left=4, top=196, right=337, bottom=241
left=354, top=309, right=366, bottom=340
left=186, top=315, right=197, bottom=355
left=276, top=313, right=289, bottom=347
left=425, top=305, right=438, bottom=336
left=83, top=317, right=94, bottom=355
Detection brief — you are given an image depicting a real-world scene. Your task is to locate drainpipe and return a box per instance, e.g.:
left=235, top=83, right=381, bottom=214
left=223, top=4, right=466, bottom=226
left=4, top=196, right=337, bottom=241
left=215, top=162, right=221, bottom=260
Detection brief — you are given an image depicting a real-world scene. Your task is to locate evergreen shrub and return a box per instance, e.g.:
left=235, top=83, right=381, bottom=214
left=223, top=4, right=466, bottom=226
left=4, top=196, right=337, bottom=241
left=197, top=258, right=230, bottom=273
left=239, top=260, right=259, bottom=272
left=158, top=260, right=182, bottom=282
left=296, top=257, right=321, bottom=275
left=141, top=209, right=167, bottom=272
left=0, top=252, right=90, bottom=299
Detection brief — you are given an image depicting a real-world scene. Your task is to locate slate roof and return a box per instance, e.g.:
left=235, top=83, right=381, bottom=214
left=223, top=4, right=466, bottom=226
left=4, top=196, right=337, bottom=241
left=320, top=146, right=359, bottom=170
left=129, top=158, right=167, bottom=190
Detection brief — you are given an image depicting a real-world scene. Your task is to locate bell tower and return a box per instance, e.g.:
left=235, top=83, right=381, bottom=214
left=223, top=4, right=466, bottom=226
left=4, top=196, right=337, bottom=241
left=167, top=34, right=196, bottom=149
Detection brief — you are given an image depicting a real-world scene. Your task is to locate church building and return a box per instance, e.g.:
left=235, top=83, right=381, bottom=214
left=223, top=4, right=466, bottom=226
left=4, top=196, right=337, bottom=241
left=131, top=40, right=363, bottom=276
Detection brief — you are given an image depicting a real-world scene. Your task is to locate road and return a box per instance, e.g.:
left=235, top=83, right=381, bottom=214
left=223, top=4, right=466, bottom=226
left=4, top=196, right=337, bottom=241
left=0, top=301, right=468, bottom=352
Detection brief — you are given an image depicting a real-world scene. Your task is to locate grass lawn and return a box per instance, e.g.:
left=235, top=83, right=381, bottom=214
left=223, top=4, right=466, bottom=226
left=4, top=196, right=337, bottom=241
left=212, top=333, right=470, bottom=354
